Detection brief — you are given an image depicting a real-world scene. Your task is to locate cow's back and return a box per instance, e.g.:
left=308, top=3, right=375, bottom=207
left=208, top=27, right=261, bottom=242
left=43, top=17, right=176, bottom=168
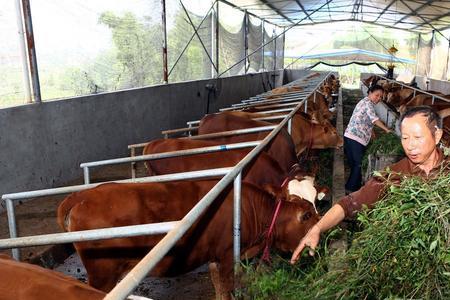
left=198, top=112, right=297, bottom=173
left=142, top=138, right=285, bottom=188
left=0, top=255, right=105, bottom=300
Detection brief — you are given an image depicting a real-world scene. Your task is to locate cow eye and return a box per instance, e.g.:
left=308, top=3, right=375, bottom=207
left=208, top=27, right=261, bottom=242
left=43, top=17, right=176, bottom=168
left=300, top=211, right=312, bottom=221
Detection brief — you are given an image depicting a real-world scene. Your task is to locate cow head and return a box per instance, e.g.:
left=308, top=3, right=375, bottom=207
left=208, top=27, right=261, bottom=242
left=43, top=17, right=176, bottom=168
left=262, top=164, right=329, bottom=211
left=273, top=199, right=320, bottom=253
left=312, top=120, right=344, bottom=149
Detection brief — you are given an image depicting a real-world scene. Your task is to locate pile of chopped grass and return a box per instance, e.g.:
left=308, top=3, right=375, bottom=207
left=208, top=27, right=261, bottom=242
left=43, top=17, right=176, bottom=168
left=241, top=167, right=450, bottom=299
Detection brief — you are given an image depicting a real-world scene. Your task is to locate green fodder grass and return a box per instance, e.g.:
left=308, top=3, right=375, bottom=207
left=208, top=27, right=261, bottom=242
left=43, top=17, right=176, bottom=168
left=241, top=168, right=450, bottom=299
left=362, top=132, right=404, bottom=171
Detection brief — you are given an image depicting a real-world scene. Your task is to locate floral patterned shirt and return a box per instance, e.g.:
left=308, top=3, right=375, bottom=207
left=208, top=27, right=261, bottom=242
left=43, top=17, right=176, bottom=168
left=344, top=97, right=379, bottom=146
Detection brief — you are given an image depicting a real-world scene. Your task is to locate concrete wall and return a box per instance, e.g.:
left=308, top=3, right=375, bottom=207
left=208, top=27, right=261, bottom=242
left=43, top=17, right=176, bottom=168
left=415, top=75, right=450, bottom=94
left=0, top=71, right=283, bottom=200
left=283, top=69, right=311, bottom=83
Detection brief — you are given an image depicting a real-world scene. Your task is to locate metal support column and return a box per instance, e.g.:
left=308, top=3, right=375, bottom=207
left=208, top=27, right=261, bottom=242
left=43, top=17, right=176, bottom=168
left=83, top=167, right=90, bottom=184
left=261, top=19, right=265, bottom=71
left=233, top=172, right=242, bottom=271
left=244, top=10, right=249, bottom=74
left=6, top=199, right=20, bottom=260
left=161, top=0, right=168, bottom=83
left=273, top=28, right=277, bottom=72
left=14, top=0, right=32, bottom=103
left=214, top=1, right=220, bottom=77
left=21, top=0, right=41, bottom=103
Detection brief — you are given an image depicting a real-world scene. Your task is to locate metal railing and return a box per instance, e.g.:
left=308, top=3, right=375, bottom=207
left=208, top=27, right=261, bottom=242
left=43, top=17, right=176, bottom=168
left=379, top=75, right=450, bottom=105
left=1, top=167, right=232, bottom=260
left=0, top=71, right=333, bottom=299
left=81, top=141, right=261, bottom=183
left=104, top=71, right=333, bottom=299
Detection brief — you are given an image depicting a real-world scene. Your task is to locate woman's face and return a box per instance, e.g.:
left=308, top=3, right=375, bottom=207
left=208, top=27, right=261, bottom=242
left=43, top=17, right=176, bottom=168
left=368, top=89, right=383, bottom=104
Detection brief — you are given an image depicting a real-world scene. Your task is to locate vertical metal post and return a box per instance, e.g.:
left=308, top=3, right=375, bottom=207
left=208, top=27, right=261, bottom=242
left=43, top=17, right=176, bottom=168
left=161, top=0, right=168, bottom=83
left=273, top=28, right=277, bottom=72
left=233, top=172, right=242, bottom=271
left=261, top=19, right=265, bottom=71
left=83, top=167, right=90, bottom=184
left=5, top=199, right=20, bottom=260
left=287, top=118, right=292, bottom=135
left=413, top=90, right=416, bottom=97
left=432, top=95, right=435, bottom=105
left=415, top=33, right=421, bottom=76
left=21, top=0, right=41, bottom=103
left=215, top=0, right=219, bottom=77
left=244, top=10, right=248, bottom=74
left=15, top=0, right=32, bottom=103
left=131, top=147, right=137, bottom=179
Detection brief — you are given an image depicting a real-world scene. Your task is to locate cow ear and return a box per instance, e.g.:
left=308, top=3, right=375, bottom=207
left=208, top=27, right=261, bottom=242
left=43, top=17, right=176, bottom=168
left=261, top=184, right=281, bottom=198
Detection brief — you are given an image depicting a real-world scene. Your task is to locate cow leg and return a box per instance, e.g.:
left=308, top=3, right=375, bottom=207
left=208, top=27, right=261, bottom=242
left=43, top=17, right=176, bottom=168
left=209, top=261, right=235, bottom=300
left=82, top=257, right=125, bottom=292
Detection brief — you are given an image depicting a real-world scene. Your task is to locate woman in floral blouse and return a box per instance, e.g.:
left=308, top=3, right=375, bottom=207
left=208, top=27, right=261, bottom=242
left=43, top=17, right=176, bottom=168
left=343, top=84, right=392, bottom=193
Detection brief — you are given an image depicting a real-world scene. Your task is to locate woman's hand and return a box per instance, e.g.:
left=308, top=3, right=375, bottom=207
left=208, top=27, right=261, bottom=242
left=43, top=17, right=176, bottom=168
left=290, top=224, right=321, bottom=264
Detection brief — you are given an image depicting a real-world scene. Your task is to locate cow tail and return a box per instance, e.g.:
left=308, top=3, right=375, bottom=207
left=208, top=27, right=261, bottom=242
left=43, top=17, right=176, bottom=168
left=57, top=193, right=83, bottom=231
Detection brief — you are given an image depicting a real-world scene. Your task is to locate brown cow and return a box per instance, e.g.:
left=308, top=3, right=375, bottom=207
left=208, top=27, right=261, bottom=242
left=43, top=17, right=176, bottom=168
left=200, top=111, right=342, bottom=157
left=57, top=181, right=320, bottom=299
left=0, top=254, right=105, bottom=300
left=197, top=112, right=298, bottom=173
left=386, top=88, right=416, bottom=108
left=142, top=138, right=286, bottom=188
left=399, top=94, right=450, bottom=114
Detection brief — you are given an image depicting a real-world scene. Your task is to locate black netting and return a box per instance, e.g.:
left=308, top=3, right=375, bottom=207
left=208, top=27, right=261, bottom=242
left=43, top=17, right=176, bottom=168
left=31, top=0, right=163, bottom=100
left=0, top=0, right=28, bottom=108
left=416, top=33, right=432, bottom=77
left=248, top=17, right=263, bottom=72
left=275, top=28, right=285, bottom=70
left=263, top=26, right=275, bottom=71
left=167, top=0, right=213, bottom=82
left=430, top=31, right=449, bottom=80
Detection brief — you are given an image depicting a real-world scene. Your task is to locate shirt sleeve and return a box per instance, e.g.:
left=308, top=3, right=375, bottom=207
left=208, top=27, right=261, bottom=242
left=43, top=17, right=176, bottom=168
left=336, top=176, right=386, bottom=219
left=367, top=104, right=379, bottom=123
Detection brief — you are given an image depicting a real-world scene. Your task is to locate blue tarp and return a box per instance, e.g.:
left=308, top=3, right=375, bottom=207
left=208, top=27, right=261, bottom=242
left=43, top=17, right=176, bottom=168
left=282, top=48, right=415, bottom=64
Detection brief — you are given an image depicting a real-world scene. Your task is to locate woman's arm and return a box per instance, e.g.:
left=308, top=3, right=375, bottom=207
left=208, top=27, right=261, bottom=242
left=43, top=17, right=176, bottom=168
left=374, top=119, right=391, bottom=133
left=290, top=204, right=345, bottom=264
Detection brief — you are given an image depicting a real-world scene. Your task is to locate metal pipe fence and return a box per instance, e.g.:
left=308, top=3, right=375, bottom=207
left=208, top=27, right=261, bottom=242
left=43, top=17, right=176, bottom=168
left=2, top=167, right=232, bottom=260
left=81, top=141, right=261, bottom=183
left=379, top=75, right=450, bottom=104
left=104, top=71, right=332, bottom=299
left=0, top=71, right=332, bottom=300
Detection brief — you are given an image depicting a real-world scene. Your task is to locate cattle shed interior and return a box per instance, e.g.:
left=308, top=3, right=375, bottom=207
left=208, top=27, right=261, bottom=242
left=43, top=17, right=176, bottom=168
left=1, top=0, right=450, bottom=299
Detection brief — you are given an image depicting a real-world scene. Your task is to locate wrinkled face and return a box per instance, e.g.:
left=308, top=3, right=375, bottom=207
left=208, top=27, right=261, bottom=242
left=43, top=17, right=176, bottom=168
left=275, top=201, right=320, bottom=252
left=401, top=114, right=441, bottom=165
left=368, top=90, right=383, bottom=104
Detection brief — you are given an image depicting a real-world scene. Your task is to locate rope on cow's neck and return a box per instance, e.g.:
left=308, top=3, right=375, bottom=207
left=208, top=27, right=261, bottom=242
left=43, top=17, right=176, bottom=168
left=261, top=199, right=283, bottom=263
left=260, top=178, right=290, bottom=263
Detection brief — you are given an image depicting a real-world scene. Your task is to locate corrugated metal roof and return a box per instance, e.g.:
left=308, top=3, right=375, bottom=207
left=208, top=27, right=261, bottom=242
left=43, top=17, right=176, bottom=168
left=225, top=0, right=450, bottom=34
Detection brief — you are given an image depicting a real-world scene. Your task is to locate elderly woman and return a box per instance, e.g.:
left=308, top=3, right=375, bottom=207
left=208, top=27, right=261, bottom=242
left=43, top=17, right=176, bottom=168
left=344, top=84, right=391, bottom=193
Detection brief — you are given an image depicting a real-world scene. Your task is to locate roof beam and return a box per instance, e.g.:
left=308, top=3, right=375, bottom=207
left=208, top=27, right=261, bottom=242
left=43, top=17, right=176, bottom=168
left=217, top=0, right=278, bottom=26
left=400, top=0, right=449, bottom=41
left=394, top=0, right=434, bottom=25
left=294, top=0, right=314, bottom=23
left=374, top=0, right=397, bottom=22
left=259, top=0, right=295, bottom=24
left=410, top=10, right=450, bottom=30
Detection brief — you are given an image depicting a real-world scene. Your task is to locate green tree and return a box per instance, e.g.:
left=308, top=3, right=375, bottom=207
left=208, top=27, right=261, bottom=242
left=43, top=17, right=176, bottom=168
left=99, top=11, right=163, bottom=88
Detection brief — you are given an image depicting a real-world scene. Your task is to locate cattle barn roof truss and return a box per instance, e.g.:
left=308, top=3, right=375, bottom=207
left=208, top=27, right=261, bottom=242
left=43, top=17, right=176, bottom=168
left=224, top=0, right=450, bottom=34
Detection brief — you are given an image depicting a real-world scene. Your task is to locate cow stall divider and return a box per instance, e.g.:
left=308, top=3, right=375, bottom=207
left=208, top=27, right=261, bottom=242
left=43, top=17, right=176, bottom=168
left=0, top=71, right=334, bottom=300
left=103, top=72, right=334, bottom=300
left=379, top=75, right=450, bottom=105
